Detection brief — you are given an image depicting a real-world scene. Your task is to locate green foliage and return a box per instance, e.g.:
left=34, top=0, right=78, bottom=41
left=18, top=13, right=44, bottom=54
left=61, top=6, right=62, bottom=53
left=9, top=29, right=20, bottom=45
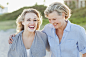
left=0, top=20, right=16, bottom=30
left=69, top=17, right=86, bottom=24
left=0, top=4, right=47, bottom=21
left=0, top=4, right=86, bottom=29
left=70, top=1, right=76, bottom=10
left=69, top=6, right=86, bottom=29
left=40, top=18, right=49, bottom=30
left=69, top=6, right=86, bottom=25
left=71, top=6, right=86, bottom=18
left=65, top=1, right=76, bottom=10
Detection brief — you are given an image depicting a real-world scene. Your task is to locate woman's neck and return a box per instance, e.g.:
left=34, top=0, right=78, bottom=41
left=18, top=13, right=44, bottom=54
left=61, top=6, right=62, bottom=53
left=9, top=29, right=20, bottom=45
left=22, top=30, right=35, bottom=39
left=56, top=21, right=67, bottom=32
left=22, top=30, right=35, bottom=49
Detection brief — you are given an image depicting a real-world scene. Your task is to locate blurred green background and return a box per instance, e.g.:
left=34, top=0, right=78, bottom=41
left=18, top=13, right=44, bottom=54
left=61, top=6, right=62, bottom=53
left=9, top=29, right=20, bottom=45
left=0, top=4, right=86, bottom=30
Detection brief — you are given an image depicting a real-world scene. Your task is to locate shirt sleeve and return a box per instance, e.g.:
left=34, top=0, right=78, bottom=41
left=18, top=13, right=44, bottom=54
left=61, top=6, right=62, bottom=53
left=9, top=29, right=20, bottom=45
left=44, top=34, right=50, bottom=51
left=7, top=37, right=17, bottom=57
left=78, top=27, right=86, bottom=54
left=41, top=25, right=50, bottom=51
left=41, top=25, right=47, bottom=33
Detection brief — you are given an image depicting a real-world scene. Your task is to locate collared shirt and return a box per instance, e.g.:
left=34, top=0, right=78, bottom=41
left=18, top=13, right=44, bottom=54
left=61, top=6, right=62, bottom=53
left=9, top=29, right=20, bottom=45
left=42, top=20, right=86, bottom=57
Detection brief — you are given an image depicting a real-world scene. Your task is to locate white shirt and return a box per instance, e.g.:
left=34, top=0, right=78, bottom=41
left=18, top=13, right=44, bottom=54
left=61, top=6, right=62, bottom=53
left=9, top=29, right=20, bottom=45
left=26, top=49, right=30, bottom=57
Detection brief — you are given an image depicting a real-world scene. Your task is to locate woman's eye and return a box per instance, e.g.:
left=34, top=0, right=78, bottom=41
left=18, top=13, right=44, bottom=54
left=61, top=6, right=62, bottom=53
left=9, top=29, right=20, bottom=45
left=27, top=19, right=30, bottom=21
left=49, top=19, right=51, bottom=21
left=53, top=19, right=56, bottom=20
left=34, top=20, right=37, bottom=21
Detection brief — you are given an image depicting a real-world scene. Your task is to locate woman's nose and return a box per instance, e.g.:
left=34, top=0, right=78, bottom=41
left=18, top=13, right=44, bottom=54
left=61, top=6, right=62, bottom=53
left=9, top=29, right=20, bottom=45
left=51, top=20, right=54, bottom=24
left=30, top=21, right=34, bottom=24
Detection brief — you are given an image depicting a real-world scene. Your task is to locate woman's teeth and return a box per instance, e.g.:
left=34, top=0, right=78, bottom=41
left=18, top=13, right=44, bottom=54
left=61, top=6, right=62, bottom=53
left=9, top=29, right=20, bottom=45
left=54, top=24, right=57, bottom=25
left=54, top=24, right=57, bottom=26
left=29, top=26, right=34, bottom=29
left=54, top=23, right=58, bottom=26
left=30, top=26, right=34, bottom=27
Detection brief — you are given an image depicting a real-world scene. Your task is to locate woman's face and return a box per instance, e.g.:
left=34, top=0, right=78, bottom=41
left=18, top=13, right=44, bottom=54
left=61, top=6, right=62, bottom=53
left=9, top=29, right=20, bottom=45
left=47, top=11, right=65, bottom=29
left=22, top=12, right=38, bottom=32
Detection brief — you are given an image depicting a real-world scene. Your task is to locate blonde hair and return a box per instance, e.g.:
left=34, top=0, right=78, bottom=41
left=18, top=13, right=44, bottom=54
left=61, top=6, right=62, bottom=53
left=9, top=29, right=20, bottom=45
left=16, top=8, right=42, bottom=32
left=44, top=2, right=71, bottom=20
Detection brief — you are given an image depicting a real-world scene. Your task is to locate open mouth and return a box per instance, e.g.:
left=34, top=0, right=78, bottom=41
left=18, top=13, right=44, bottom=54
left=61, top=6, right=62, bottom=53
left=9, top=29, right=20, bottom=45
left=54, top=23, right=58, bottom=26
left=28, top=26, right=35, bottom=29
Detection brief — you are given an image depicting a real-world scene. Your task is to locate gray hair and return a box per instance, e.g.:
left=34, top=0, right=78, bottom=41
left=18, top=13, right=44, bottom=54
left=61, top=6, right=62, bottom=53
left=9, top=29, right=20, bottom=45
left=44, top=2, right=71, bottom=20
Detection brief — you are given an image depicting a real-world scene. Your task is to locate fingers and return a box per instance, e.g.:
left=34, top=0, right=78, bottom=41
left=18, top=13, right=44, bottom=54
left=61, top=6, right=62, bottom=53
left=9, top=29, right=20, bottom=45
left=8, top=34, right=16, bottom=44
left=8, top=38, right=12, bottom=44
left=10, top=35, right=13, bottom=41
left=8, top=35, right=14, bottom=44
left=13, top=34, right=15, bottom=37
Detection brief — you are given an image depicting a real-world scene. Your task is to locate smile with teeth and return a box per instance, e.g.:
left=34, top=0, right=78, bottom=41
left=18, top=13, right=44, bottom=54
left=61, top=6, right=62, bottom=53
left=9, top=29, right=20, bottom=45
left=54, top=23, right=58, bottom=26
left=29, top=26, right=35, bottom=29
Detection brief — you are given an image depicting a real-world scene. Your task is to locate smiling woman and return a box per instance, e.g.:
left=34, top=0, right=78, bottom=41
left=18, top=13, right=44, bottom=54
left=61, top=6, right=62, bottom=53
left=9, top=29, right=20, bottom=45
left=42, top=2, right=86, bottom=57
left=16, top=9, right=42, bottom=32
left=8, top=8, right=50, bottom=57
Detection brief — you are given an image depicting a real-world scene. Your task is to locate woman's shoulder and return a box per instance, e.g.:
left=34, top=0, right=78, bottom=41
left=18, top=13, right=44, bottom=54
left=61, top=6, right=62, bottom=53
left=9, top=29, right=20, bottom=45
left=36, top=30, right=47, bottom=40
left=36, top=30, right=47, bottom=36
left=42, top=24, right=54, bottom=33
left=70, top=23, right=85, bottom=32
left=12, top=30, right=23, bottom=41
left=35, top=30, right=48, bottom=46
left=44, top=24, right=54, bottom=28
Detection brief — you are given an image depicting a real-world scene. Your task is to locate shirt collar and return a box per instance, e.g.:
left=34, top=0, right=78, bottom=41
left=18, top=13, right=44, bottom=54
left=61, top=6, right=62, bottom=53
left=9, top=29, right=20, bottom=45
left=64, top=20, right=71, bottom=32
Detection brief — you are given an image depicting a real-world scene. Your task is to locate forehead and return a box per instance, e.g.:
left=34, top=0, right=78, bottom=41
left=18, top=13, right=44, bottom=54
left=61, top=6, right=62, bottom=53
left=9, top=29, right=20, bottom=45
left=25, top=12, right=38, bottom=18
left=48, top=11, right=59, bottom=18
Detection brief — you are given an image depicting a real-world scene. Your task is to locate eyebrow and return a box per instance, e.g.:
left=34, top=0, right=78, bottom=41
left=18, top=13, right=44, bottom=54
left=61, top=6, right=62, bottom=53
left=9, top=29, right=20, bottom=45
left=27, top=18, right=37, bottom=19
left=34, top=18, right=36, bottom=19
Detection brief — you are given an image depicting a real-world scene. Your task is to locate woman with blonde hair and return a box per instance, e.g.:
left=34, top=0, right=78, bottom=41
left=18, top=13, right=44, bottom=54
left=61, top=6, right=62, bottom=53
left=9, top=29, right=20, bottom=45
left=8, top=8, right=49, bottom=57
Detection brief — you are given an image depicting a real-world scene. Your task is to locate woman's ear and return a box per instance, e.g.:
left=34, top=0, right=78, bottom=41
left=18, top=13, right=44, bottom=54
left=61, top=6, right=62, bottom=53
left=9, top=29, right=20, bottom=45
left=62, top=12, right=65, bottom=19
left=22, top=21, right=24, bottom=25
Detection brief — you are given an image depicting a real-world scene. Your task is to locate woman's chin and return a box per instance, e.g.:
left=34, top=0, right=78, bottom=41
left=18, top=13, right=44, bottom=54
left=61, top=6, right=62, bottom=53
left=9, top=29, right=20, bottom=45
left=27, top=28, right=36, bottom=32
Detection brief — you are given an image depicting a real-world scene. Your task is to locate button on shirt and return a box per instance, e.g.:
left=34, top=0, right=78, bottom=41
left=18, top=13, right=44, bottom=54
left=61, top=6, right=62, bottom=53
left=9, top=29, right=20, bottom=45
left=42, top=20, right=86, bottom=57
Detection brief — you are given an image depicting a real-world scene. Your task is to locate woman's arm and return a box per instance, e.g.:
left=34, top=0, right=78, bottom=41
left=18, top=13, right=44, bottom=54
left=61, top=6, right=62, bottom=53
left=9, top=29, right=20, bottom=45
left=82, top=53, right=86, bottom=57
left=78, top=27, right=86, bottom=54
left=8, top=34, right=15, bottom=44
left=46, top=39, right=50, bottom=51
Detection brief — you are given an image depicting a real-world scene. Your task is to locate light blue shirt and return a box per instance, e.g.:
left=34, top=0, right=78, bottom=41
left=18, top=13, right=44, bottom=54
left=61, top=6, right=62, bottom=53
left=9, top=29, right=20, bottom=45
left=42, top=20, right=86, bottom=57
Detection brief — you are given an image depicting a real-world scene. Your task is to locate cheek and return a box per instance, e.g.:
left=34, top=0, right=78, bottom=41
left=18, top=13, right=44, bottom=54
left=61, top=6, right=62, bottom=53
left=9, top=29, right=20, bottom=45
left=56, top=19, right=61, bottom=23
left=35, top=22, right=38, bottom=26
left=49, top=20, right=51, bottom=23
left=36, top=23, right=38, bottom=26
left=26, top=22, right=29, bottom=24
left=24, top=21, right=30, bottom=25
left=23, top=22, right=29, bottom=27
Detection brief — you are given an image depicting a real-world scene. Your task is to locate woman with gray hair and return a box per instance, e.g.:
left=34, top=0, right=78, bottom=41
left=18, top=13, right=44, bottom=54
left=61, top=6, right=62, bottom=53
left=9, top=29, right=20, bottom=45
left=43, top=2, right=86, bottom=57
left=8, top=8, right=49, bottom=57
